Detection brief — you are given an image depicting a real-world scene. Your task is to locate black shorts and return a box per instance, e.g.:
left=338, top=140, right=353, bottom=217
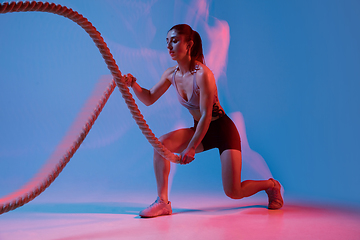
left=191, top=114, right=241, bottom=154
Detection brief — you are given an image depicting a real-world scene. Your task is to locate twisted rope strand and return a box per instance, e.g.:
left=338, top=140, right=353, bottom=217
left=0, top=1, right=180, bottom=215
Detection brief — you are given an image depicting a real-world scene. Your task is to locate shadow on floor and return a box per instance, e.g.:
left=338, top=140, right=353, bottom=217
left=173, top=204, right=268, bottom=215
left=15, top=202, right=144, bottom=215
left=15, top=202, right=268, bottom=216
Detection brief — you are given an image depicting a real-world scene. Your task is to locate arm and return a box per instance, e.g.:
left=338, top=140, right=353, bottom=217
left=127, top=69, right=172, bottom=106
left=180, top=68, right=216, bottom=164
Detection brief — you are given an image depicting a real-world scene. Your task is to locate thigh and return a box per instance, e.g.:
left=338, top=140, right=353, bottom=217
left=201, top=115, right=241, bottom=154
left=220, top=149, right=242, bottom=193
left=160, top=128, right=204, bottom=154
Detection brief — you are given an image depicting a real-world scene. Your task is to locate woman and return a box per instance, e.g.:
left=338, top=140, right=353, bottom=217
left=124, top=24, right=283, bottom=218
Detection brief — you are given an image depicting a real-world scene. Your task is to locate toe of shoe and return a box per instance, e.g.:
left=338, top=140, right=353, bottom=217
left=268, top=198, right=284, bottom=210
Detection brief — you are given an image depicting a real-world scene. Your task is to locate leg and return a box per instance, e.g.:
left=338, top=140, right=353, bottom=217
left=154, top=128, right=203, bottom=202
left=139, top=128, right=204, bottom=217
left=220, top=149, right=274, bottom=199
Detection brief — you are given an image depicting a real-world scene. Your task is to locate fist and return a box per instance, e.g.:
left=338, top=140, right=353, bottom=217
left=123, top=73, right=136, bottom=87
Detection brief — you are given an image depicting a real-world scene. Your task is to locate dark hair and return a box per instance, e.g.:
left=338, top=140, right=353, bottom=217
left=169, top=24, right=205, bottom=70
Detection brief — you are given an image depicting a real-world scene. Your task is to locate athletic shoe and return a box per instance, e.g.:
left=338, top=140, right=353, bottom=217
left=266, top=178, right=284, bottom=210
left=139, top=197, right=172, bottom=218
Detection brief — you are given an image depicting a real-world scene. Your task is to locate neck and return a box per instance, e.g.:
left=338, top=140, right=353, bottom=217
left=176, top=56, right=192, bottom=76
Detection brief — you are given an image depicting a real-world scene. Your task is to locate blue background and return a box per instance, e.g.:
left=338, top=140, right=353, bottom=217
left=1, top=0, right=359, bottom=207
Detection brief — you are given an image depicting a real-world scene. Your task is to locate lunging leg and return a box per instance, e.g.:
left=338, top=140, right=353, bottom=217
left=220, top=149, right=283, bottom=209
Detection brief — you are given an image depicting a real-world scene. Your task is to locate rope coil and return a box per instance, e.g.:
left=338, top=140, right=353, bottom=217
left=0, top=1, right=180, bottom=215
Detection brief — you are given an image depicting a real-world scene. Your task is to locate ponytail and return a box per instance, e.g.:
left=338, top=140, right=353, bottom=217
left=190, top=30, right=205, bottom=65
left=169, top=24, right=205, bottom=71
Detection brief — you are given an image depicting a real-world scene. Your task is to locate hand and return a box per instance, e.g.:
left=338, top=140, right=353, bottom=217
left=180, top=147, right=195, bottom=165
left=123, top=73, right=136, bottom=87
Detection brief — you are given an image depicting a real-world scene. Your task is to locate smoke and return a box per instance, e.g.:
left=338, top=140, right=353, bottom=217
left=0, top=76, right=115, bottom=204
left=185, top=0, right=230, bottom=80
left=230, top=112, right=273, bottom=180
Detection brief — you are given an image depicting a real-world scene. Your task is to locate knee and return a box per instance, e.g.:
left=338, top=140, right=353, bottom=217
left=158, top=135, right=176, bottom=152
left=153, top=137, right=170, bottom=162
left=224, top=188, right=244, bottom=200
left=159, top=135, right=169, bottom=147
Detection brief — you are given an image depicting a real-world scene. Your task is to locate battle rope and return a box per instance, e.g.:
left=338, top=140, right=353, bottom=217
left=0, top=1, right=181, bottom=215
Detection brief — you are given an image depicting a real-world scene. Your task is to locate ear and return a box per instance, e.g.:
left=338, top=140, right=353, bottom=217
left=187, top=40, right=194, bottom=50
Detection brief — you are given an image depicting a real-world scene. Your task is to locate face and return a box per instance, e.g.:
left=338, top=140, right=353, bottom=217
left=166, top=30, right=190, bottom=61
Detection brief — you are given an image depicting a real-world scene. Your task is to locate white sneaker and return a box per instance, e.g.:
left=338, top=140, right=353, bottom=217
left=266, top=178, right=284, bottom=210
left=139, top=197, right=172, bottom=218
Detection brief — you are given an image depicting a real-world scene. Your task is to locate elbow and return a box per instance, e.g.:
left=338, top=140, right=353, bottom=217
left=144, top=95, right=158, bottom=106
left=144, top=101, right=153, bottom=106
left=143, top=98, right=155, bottom=106
left=139, top=93, right=154, bottom=106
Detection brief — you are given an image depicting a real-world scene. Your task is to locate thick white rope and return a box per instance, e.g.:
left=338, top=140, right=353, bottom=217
left=0, top=1, right=181, bottom=215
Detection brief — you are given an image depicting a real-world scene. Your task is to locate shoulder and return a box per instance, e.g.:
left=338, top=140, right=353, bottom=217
left=162, top=65, right=178, bottom=81
left=194, top=62, right=215, bottom=88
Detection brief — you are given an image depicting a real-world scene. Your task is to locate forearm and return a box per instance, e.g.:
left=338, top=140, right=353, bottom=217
left=131, top=82, right=154, bottom=106
left=187, top=113, right=212, bottom=150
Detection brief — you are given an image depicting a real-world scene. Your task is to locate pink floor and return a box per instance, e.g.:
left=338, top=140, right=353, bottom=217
left=0, top=193, right=359, bottom=240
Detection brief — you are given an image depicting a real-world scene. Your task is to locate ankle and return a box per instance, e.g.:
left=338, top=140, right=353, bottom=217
left=158, top=196, right=169, bottom=203
left=268, top=178, right=275, bottom=189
